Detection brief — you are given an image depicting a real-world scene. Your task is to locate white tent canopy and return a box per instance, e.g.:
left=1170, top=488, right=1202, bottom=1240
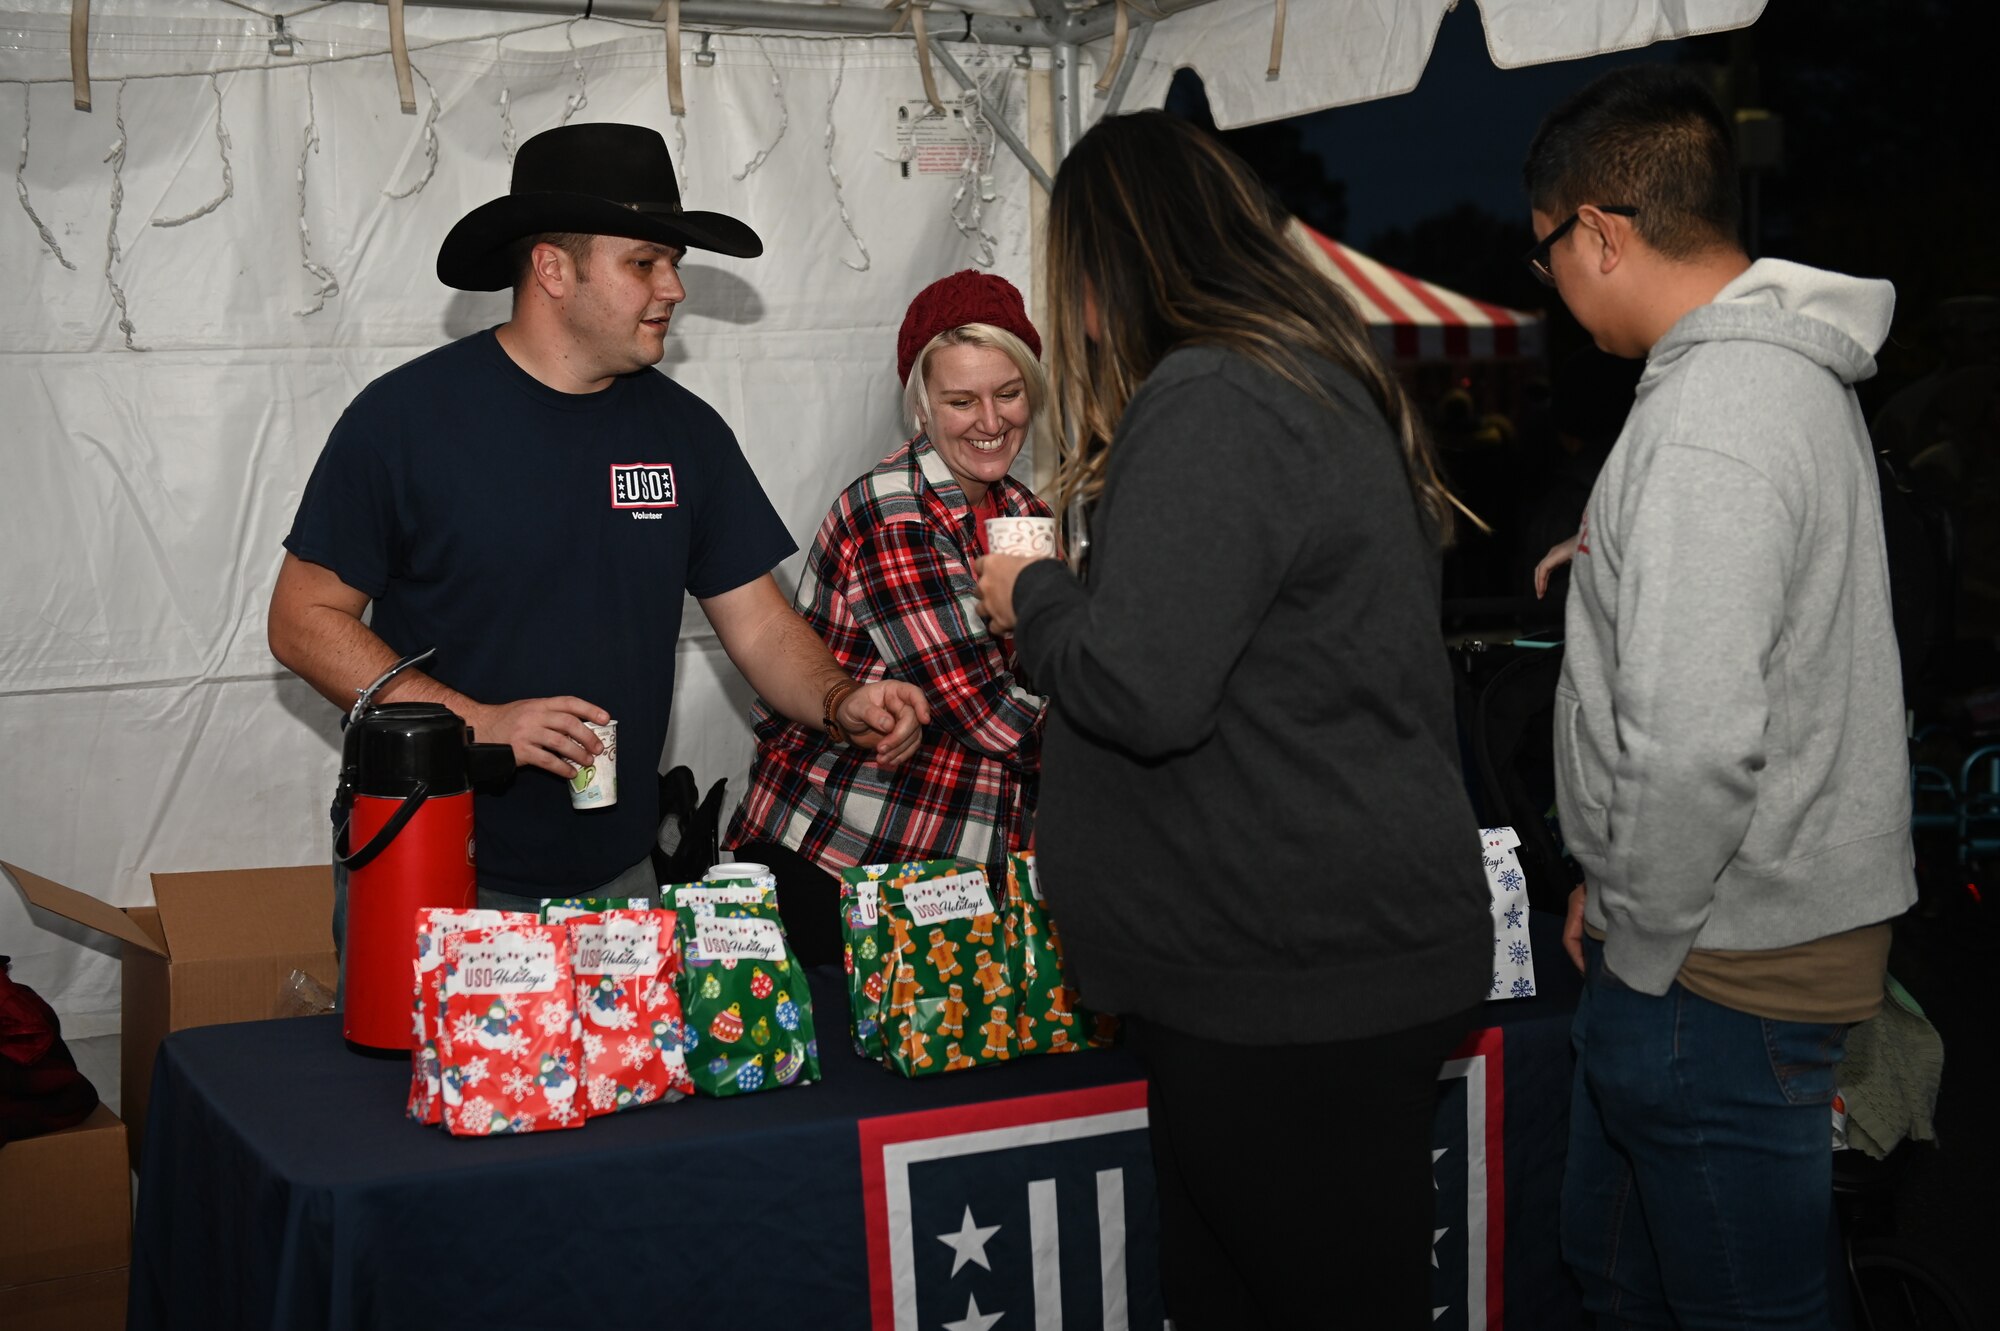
left=1, top=0, right=1761, bottom=1023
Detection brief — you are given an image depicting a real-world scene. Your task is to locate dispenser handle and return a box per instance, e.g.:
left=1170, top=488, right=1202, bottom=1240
left=334, top=781, right=431, bottom=872
left=349, top=646, right=439, bottom=725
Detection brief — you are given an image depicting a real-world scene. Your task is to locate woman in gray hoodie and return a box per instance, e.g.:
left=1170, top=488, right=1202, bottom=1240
left=975, top=111, right=1491, bottom=1330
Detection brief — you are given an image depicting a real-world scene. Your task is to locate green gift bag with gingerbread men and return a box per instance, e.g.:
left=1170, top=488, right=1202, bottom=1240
left=837, top=859, right=960, bottom=1060
left=870, top=864, right=1020, bottom=1077
left=1006, top=853, right=1120, bottom=1055
left=672, top=899, right=820, bottom=1097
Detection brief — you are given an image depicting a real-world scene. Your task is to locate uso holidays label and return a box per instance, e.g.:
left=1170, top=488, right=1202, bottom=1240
left=569, top=918, right=663, bottom=977
left=610, top=463, right=678, bottom=509
left=451, top=932, right=560, bottom=995
left=691, top=915, right=786, bottom=963
left=676, top=879, right=775, bottom=914
left=903, top=870, right=993, bottom=923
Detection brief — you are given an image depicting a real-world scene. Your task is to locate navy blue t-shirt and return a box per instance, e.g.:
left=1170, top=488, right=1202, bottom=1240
left=285, top=329, right=794, bottom=897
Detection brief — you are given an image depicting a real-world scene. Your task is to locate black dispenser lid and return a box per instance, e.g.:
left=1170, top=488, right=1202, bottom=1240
left=348, top=702, right=470, bottom=797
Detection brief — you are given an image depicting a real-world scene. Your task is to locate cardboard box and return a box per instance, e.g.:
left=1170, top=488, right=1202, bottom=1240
left=0, top=1104, right=130, bottom=1297
left=0, top=1267, right=129, bottom=1331
left=3, top=862, right=336, bottom=1169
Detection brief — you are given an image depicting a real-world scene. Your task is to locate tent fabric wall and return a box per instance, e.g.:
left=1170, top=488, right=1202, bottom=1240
left=1, top=3, right=1035, bottom=1021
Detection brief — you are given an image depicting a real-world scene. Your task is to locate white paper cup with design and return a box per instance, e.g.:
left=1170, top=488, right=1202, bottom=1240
left=568, top=720, right=618, bottom=810
left=985, top=516, right=1058, bottom=560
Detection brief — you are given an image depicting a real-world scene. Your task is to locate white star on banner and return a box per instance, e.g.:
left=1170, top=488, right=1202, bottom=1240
left=1432, top=1227, right=1449, bottom=1268
left=941, top=1292, right=1005, bottom=1331
left=937, top=1205, right=1002, bottom=1277
left=1432, top=1147, right=1446, bottom=1189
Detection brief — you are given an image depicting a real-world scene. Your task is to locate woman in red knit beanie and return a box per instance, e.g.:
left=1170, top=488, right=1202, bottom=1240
left=725, top=271, right=1055, bottom=966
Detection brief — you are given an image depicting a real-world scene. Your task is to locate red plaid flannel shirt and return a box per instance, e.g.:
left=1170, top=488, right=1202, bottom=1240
left=727, top=434, right=1050, bottom=876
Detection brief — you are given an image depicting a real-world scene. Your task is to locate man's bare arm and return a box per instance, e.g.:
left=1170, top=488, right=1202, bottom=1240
left=698, top=574, right=930, bottom=769
left=267, top=552, right=607, bottom=777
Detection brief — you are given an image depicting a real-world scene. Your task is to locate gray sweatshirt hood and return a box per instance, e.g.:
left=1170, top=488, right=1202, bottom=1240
left=1649, top=258, right=1895, bottom=387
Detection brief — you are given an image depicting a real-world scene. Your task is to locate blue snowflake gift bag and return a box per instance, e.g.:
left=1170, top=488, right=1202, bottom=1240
left=410, top=908, right=538, bottom=1126
left=566, top=909, right=693, bottom=1117
left=1480, top=827, right=1538, bottom=1001
left=438, top=923, right=586, bottom=1136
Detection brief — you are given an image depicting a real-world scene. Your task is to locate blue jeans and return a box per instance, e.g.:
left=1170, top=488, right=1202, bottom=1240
left=1562, top=937, right=1849, bottom=1330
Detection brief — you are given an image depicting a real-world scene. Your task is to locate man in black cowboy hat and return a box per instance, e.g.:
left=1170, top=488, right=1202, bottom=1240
left=269, top=122, right=928, bottom=927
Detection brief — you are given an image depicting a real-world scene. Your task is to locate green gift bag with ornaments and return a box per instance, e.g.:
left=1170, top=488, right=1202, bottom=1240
left=837, top=859, right=960, bottom=1060
left=672, top=899, right=819, bottom=1097
left=1006, top=854, right=1120, bottom=1054
left=870, top=864, right=1018, bottom=1077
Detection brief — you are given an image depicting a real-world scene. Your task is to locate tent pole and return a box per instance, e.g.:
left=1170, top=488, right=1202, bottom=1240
left=393, top=0, right=1223, bottom=47
left=1051, top=39, right=1080, bottom=161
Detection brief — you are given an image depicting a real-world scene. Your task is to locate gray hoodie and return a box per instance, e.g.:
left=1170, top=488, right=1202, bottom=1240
left=1557, top=258, right=1917, bottom=995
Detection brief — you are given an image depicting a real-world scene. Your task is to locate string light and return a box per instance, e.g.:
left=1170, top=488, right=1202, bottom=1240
left=293, top=65, right=339, bottom=316
left=16, top=85, right=77, bottom=270
left=103, top=82, right=143, bottom=350
left=152, top=74, right=235, bottom=229
left=560, top=19, right=590, bottom=126
left=822, top=41, right=869, bottom=272
left=732, top=35, right=788, bottom=182
left=6, top=17, right=1030, bottom=323
left=383, top=63, right=440, bottom=200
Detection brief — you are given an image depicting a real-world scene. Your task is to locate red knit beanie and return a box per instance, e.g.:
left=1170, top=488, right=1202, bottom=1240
left=896, top=270, right=1042, bottom=386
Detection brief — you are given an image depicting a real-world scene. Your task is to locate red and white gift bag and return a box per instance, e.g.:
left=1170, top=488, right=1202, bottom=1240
left=408, top=908, right=536, bottom=1125
left=438, top=924, right=585, bottom=1137
left=566, top=910, right=694, bottom=1116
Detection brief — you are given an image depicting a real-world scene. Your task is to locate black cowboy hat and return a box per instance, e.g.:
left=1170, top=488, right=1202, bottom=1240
left=436, top=122, right=762, bottom=291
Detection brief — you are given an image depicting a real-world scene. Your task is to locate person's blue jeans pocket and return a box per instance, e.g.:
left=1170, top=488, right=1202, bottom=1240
left=1561, top=937, right=1847, bottom=1330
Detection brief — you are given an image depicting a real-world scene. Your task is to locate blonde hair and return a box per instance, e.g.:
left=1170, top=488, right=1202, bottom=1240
left=1045, top=112, right=1469, bottom=546
left=903, top=322, right=1053, bottom=464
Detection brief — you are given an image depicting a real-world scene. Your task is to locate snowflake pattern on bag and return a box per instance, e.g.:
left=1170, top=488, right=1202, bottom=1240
left=1480, top=827, right=1537, bottom=1001
left=408, top=908, right=536, bottom=1125
left=566, top=909, right=693, bottom=1116
left=438, top=924, right=585, bottom=1136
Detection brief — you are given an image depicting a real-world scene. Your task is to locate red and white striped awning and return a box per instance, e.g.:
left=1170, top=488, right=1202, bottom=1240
left=1290, top=221, right=1543, bottom=363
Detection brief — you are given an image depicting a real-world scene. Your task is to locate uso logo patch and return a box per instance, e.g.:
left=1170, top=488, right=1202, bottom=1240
left=610, top=463, right=678, bottom=509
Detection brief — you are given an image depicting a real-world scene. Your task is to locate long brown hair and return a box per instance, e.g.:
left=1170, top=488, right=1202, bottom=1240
left=1046, top=111, right=1466, bottom=545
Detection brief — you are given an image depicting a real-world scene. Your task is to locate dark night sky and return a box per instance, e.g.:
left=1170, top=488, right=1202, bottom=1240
left=1298, top=3, right=1670, bottom=248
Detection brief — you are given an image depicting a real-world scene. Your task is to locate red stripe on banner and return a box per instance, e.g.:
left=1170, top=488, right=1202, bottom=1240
left=858, top=1080, right=1149, bottom=1330
left=1388, top=265, right=1471, bottom=360
left=1452, top=1025, right=1508, bottom=1330
left=1470, top=300, right=1523, bottom=359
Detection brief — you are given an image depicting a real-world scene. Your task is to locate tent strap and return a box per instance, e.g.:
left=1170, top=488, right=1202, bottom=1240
left=388, top=0, right=417, bottom=112
left=69, top=0, right=91, bottom=110
left=653, top=0, right=685, bottom=115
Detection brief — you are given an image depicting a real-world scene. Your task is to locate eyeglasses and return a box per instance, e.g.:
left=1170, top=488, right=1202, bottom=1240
left=1524, top=206, right=1638, bottom=287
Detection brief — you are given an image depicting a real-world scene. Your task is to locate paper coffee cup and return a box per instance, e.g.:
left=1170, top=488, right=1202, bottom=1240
left=985, top=515, right=1058, bottom=560
left=568, top=720, right=618, bottom=810
left=705, top=862, right=772, bottom=881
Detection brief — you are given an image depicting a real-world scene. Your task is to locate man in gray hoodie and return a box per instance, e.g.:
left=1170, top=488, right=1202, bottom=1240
left=1525, top=67, right=1916, bottom=1327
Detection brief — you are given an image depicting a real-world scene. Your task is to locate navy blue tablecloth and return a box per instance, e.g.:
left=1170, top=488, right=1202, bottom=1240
left=128, top=913, right=1584, bottom=1330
